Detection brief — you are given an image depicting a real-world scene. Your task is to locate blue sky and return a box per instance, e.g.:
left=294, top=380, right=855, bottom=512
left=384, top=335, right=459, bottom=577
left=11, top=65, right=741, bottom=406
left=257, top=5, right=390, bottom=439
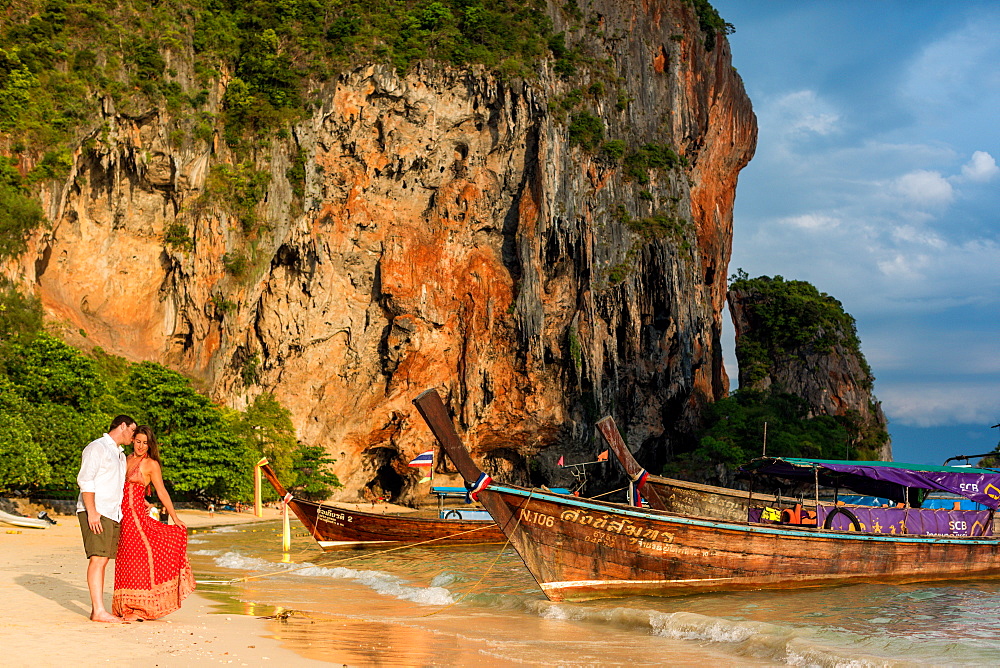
left=711, top=1, right=1000, bottom=464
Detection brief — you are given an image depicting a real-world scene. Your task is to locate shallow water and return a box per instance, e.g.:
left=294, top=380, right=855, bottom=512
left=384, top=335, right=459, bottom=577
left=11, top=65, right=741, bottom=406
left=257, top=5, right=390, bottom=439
left=189, top=520, right=1000, bottom=666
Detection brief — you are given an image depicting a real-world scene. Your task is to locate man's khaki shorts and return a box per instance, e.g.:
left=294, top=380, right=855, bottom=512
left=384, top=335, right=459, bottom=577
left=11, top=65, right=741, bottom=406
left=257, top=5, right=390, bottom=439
left=77, top=511, right=120, bottom=559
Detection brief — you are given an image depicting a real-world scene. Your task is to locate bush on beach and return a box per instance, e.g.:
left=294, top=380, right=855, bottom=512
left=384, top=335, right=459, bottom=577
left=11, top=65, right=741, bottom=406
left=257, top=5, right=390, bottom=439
left=0, top=283, right=339, bottom=503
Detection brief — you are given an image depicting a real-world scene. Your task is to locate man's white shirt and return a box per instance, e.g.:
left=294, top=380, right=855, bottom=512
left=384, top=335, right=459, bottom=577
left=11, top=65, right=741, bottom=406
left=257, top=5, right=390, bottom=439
left=76, top=434, right=126, bottom=522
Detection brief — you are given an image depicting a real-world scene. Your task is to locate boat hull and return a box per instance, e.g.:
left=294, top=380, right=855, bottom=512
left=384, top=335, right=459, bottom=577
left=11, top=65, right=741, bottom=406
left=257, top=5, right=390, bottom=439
left=482, top=485, right=1000, bottom=601
left=284, top=495, right=505, bottom=549
left=258, top=463, right=504, bottom=549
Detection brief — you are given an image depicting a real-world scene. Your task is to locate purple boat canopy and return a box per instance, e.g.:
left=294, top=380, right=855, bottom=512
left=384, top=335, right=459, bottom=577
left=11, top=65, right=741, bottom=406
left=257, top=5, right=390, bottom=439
left=741, top=457, right=1000, bottom=509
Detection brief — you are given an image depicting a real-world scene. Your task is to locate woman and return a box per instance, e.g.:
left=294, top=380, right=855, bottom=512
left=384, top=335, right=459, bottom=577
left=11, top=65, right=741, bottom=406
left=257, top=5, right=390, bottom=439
left=112, top=426, right=195, bottom=620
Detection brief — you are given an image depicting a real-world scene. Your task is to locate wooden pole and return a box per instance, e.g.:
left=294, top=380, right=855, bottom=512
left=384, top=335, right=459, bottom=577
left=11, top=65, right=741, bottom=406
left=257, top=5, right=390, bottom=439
left=282, top=500, right=291, bottom=552
left=254, top=458, right=268, bottom=518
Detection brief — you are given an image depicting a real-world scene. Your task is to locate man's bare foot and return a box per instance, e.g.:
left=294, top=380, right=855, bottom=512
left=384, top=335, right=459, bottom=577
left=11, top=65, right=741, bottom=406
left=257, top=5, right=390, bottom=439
left=91, top=611, right=127, bottom=623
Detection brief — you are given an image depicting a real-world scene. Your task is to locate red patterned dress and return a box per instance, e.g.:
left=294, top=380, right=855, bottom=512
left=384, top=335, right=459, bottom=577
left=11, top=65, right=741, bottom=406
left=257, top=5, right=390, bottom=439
left=112, top=456, right=195, bottom=619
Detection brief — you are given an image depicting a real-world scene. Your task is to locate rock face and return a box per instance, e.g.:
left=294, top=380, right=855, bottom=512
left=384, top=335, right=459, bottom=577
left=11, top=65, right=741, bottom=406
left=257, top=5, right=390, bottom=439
left=10, top=0, right=756, bottom=501
left=728, top=281, right=892, bottom=460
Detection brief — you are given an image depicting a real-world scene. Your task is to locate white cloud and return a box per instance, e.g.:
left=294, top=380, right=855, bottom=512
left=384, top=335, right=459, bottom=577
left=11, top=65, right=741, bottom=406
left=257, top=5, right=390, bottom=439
left=875, top=253, right=928, bottom=281
left=960, top=150, right=999, bottom=182
left=720, top=1, right=1000, bottom=447
left=901, top=14, right=1000, bottom=114
left=892, top=170, right=954, bottom=205
left=880, top=382, right=1000, bottom=427
left=778, top=213, right=840, bottom=230
left=764, top=90, right=840, bottom=138
left=861, top=327, right=1000, bottom=376
left=888, top=225, right=945, bottom=249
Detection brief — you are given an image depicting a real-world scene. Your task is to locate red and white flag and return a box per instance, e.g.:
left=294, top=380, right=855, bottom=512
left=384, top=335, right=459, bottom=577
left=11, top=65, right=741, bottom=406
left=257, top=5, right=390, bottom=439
left=408, top=450, right=434, bottom=467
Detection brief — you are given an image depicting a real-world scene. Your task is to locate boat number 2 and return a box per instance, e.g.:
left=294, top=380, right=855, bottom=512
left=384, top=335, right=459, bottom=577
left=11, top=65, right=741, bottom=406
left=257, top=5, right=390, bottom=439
left=318, top=508, right=354, bottom=525
left=518, top=508, right=555, bottom=528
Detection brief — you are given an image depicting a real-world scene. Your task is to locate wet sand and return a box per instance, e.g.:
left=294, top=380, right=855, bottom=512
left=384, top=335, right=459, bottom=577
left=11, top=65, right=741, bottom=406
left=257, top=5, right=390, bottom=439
left=0, top=507, right=327, bottom=667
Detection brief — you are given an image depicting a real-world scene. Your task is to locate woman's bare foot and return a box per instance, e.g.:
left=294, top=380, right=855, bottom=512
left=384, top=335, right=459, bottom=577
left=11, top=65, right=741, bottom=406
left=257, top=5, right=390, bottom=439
left=91, top=610, right=127, bottom=623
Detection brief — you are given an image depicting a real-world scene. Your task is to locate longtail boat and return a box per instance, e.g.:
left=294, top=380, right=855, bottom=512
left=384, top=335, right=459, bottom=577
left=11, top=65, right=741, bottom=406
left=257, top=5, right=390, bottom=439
left=414, top=388, right=1000, bottom=601
left=597, top=416, right=815, bottom=521
left=259, top=462, right=504, bottom=550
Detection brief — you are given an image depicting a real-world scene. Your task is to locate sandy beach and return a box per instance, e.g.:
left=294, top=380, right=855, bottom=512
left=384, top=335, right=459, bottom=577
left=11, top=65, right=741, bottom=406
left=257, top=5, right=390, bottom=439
left=0, top=506, right=327, bottom=667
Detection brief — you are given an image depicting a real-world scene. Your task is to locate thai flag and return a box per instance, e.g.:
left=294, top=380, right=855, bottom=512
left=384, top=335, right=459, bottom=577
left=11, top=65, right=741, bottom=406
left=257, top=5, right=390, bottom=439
left=408, top=450, right=434, bottom=467
left=464, top=472, right=492, bottom=503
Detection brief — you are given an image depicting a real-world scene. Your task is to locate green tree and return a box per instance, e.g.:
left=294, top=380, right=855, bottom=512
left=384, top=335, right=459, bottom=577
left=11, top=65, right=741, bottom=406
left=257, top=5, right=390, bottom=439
left=288, top=443, right=341, bottom=501
left=21, top=403, right=110, bottom=490
left=117, top=362, right=259, bottom=501
left=667, top=389, right=854, bottom=483
left=230, top=392, right=298, bottom=493
left=0, top=157, right=45, bottom=260
left=0, top=410, right=51, bottom=489
left=0, top=48, right=39, bottom=129
left=0, top=279, right=43, bottom=344
left=163, top=430, right=258, bottom=502
left=4, top=334, right=106, bottom=409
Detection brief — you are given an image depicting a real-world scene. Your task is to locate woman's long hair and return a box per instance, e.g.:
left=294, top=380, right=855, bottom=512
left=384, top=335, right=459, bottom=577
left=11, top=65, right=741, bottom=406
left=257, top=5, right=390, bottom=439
left=134, top=425, right=161, bottom=463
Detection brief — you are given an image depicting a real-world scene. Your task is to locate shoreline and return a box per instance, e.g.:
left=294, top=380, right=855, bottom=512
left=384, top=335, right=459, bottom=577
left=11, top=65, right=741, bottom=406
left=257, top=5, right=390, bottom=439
left=0, top=507, right=328, bottom=667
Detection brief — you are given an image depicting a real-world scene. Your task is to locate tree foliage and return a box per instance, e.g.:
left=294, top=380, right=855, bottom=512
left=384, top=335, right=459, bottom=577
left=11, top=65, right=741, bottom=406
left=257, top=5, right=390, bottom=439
left=0, top=409, right=51, bottom=489
left=0, top=0, right=558, bottom=152
left=0, top=156, right=45, bottom=260
left=288, top=444, right=341, bottom=501
left=0, top=286, right=339, bottom=501
left=4, top=333, right=106, bottom=409
left=666, top=389, right=859, bottom=485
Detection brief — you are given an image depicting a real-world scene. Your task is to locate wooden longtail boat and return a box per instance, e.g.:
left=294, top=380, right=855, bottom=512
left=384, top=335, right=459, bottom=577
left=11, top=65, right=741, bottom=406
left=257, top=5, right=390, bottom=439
left=259, top=462, right=504, bottom=550
left=414, top=388, right=1000, bottom=601
left=596, top=416, right=813, bottom=521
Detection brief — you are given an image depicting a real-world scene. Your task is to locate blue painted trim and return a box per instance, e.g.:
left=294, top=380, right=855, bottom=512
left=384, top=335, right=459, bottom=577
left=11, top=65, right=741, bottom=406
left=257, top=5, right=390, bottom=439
left=491, top=484, right=1000, bottom=546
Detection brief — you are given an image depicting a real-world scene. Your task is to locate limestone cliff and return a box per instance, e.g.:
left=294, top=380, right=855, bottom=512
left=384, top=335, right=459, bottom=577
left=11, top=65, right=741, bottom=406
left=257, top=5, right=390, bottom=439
left=728, top=276, right=891, bottom=460
left=8, top=0, right=756, bottom=500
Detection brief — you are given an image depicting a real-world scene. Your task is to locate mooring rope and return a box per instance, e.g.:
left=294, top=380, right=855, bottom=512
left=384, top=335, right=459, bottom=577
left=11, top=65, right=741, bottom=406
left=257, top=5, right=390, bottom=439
left=202, top=485, right=554, bottom=619
left=416, top=489, right=535, bottom=618
left=218, top=522, right=501, bottom=584
left=589, top=485, right=627, bottom=500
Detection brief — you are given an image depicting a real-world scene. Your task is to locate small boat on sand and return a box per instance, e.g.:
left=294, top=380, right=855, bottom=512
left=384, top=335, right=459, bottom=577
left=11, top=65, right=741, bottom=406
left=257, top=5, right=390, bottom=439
left=0, top=509, right=49, bottom=529
left=258, top=462, right=504, bottom=550
left=414, top=387, right=1000, bottom=601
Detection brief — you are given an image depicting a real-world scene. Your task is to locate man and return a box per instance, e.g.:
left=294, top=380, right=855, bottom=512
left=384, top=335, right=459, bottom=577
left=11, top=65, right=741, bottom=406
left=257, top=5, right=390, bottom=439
left=76, top=415, right=136, bottom=623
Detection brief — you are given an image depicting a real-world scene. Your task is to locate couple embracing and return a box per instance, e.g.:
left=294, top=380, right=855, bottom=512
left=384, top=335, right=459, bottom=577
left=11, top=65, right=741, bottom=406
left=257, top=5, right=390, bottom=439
left=76, top=415, right=195, bottom=623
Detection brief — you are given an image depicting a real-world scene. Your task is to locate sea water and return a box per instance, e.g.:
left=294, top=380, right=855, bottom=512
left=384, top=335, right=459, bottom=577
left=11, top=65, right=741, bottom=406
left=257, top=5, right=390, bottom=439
left=189, top=520, right=1000, bottom=666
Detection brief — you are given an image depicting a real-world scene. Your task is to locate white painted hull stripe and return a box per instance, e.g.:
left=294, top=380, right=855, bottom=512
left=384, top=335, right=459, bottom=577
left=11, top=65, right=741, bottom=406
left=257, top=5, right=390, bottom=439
left=541, top=577, right=735, bottom=591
